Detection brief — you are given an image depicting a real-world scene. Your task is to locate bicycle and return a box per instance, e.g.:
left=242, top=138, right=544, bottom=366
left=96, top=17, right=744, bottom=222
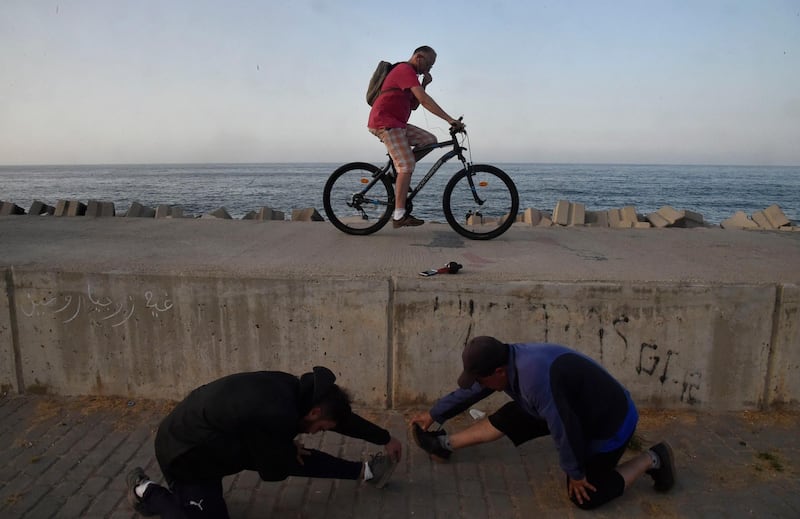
left=322, top=126, right=519, bottom=240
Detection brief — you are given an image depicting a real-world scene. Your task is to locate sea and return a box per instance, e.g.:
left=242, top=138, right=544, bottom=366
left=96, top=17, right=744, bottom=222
left=0, top=162, right=798, bottom=225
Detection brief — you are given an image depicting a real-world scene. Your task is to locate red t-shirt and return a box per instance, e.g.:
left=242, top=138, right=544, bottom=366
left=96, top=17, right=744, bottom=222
left=367, top=62, right=421, bottom=129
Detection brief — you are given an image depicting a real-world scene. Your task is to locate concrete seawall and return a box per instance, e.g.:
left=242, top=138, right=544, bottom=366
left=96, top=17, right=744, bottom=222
left=1, top=217, right=798, bottom=410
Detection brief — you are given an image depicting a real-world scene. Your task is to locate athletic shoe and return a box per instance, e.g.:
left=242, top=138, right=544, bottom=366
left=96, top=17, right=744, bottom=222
left=393, top=213, right=424, bottom=228
left=126, top=467, right=155, bottom=516
left=366, top=452, right=397, bottom=489
left=647, top=442, right=676, bottom=492
left=412, top=423, right=451, bottom=461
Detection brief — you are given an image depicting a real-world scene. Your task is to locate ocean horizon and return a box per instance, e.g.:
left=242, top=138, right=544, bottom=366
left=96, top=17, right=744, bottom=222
left=1, top=162, right=798, bottom=225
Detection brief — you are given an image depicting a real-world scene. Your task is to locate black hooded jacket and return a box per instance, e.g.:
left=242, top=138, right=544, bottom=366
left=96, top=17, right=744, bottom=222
left=154, top=369, right=390, bottom=483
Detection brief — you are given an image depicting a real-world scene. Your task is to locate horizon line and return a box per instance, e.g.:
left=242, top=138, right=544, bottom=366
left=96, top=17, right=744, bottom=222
left=2, top=160, right=799, bottom=169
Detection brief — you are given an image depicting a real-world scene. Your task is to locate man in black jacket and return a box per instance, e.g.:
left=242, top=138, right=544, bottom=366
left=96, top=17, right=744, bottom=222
left=127, top=367, right=402, bottom=518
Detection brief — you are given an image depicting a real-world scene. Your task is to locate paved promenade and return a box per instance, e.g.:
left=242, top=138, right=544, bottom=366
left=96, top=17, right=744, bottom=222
left=1, top=217, right=799, bottom=284
left=1, top=394, right=798, bottom=519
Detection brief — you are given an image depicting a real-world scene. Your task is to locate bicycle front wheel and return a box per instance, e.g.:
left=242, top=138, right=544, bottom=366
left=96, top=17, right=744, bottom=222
left=443, top=164, right=519, bottom=240
left=323, top=162, right=394, bottom=236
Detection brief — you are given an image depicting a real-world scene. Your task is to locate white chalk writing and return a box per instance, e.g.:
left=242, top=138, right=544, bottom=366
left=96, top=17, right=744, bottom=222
left=20, top=283, right=173, bottom=327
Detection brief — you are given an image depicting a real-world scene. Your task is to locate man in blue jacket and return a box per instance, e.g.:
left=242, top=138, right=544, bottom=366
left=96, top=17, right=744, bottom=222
left=127, top=366, right=402, bottom=518
left=411, top=336, right=675, bottom=510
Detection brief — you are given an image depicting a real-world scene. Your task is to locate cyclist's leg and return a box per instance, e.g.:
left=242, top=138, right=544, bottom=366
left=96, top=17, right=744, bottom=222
left=406, top=124, right=437, bottom=161
left=371, top=127, right=416, bottom=217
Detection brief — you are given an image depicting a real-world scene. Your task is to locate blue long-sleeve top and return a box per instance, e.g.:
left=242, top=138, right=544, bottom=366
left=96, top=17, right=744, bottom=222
left=430, top=343, right=637, bottom=480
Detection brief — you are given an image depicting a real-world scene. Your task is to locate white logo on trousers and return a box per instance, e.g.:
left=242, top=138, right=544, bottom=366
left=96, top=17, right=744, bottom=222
left=188, top=499, right=204, bottom=511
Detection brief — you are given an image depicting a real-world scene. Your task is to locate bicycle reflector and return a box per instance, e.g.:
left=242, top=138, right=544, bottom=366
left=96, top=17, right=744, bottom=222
left=478, top=181, right=489, bottom=187
left=361, top=178, right=369, bottom=184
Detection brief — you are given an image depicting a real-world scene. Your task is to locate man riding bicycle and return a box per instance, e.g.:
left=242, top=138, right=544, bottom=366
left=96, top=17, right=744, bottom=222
left=368, top=45, right=465, bottom=228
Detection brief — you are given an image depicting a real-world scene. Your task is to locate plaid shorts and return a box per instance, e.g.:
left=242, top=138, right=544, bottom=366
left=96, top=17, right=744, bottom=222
left=369, top=124, right=436, bottom=175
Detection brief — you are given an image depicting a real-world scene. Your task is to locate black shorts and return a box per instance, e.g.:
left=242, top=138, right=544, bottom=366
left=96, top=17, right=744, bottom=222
left=487, top=401, right=629, bottom=510
left=487, top=401, right=550, bottom=446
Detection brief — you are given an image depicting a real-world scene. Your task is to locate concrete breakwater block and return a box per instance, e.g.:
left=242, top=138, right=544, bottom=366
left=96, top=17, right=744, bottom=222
left=155, top=205, right=185, bottom=219
left=201, top=207, right=232, bottom=219
left=291, top=208, right=324, bottom=221
left=763, top=204, right=791, bottom=228
left=29, top=201, right=55, bottom=216
left=514, top=208, right=544, bottom=226
left=125, top=202, right=156, bottom=218
left=55, top=200, right=87, bottom=217
left=645, top=206, right=704, bottom=228
left=721, top=205, right=793, bottom=231
left=552, top=200, right=585, bottom=226
left=721, top=211, right=759, bottom=229
left=607, top=206, right=638, bottom=228
left=243, top=207, right=285, bottom=221
left=86, top=200, right=116, bottom=217
left=0, top=201, right=26, bottom=215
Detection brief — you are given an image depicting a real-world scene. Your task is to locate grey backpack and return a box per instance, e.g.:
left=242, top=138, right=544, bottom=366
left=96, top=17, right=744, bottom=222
left=366, top=61, right=400, bottom=106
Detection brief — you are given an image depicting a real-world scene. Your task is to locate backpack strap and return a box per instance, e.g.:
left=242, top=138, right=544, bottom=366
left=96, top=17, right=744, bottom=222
left=377, top=62, right=408, bottom=99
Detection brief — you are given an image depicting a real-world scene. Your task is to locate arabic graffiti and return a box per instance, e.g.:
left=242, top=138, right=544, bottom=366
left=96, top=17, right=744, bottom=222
left=19, top=283, right=173, bottom=327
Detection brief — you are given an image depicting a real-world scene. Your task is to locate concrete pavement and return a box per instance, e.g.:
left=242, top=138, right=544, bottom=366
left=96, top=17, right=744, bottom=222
left=1, top=394, right=798, bottom=518
left=1, top=217, right=799, bottom=284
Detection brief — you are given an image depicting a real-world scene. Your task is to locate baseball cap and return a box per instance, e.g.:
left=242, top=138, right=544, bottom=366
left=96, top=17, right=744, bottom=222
left=457, top=336, right=509, bottom=388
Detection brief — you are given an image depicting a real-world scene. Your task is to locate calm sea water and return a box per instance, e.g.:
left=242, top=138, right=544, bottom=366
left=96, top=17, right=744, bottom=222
left=0, top=162, right=797, bottom=224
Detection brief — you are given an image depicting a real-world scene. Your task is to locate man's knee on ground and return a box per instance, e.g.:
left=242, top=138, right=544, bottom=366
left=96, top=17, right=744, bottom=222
left=570, top=495, right=603, bottom=510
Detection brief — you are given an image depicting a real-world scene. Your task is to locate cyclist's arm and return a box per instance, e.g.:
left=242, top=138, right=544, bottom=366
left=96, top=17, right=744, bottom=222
left=410, top=86, right=458, bottom=126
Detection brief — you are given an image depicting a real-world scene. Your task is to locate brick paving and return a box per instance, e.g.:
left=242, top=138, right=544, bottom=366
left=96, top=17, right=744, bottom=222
left=0, top=394, right=798, bottom=518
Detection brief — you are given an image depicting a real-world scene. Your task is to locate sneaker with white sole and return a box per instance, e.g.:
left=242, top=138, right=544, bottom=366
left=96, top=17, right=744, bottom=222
left=366, top=452, right=397, bottom=489
left=646, top=442, right=676, bottom=492
left=126, top=467, right=155, bottom=516
left=412, top=423, right=452, bottom=461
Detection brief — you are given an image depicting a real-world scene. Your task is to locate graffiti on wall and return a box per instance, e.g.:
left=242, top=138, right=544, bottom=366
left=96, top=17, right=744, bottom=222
left=19, top=283, right=173, bottom=327
left=613, top=314, right=702, bottom=404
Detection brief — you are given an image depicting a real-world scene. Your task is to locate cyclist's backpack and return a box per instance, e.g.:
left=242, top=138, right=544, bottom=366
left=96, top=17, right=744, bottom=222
left=366, top=61, right=399, bottom=106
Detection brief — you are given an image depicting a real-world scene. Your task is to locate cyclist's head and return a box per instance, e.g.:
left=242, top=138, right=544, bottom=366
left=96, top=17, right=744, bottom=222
left=411, top=46, right=437, bottom=74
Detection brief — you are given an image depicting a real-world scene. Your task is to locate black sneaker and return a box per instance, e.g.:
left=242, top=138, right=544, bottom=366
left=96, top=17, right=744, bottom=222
left=393, top=213, right=424, bottom=228
left=412, top=423, right=451, bottom=461
left=126, top=467, right=155, bottom=516
left=366, top=452, right=397, bottom=489
left=647, top=442, right=676, bottom=492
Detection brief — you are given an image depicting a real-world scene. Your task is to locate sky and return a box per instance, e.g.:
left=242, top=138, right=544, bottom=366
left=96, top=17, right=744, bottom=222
left=1, top=1, right=798, bottom=166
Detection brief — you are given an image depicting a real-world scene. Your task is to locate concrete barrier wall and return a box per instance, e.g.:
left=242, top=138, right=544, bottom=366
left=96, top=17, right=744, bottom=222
left=1, top=269, right=18, bottom=393
left=3, top=268, right=798, bottom=409
left=768, top=284, right=800, bottom=405
left=9, top=270, right=390, bottom=406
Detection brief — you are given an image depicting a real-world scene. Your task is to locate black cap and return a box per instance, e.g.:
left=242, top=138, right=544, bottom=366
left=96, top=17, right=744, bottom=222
left=300, top=366, right=338, bottom=405
left=457, top=336, right=509, bottom=388
left=311, top=366, right=337, bottom=403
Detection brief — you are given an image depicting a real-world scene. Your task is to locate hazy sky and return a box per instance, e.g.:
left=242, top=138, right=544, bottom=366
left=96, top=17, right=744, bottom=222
left=1, top=1, right=798, bottom=166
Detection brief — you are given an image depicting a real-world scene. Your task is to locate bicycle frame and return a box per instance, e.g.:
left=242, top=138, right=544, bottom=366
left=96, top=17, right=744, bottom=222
left=365, top=134, right=470, bottom=205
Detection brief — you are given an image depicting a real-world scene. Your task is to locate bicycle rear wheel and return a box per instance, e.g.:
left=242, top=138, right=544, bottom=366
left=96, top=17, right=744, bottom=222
left=323, top=162, right=394, bottom=235
left=442, top=164, right=519, bottom=240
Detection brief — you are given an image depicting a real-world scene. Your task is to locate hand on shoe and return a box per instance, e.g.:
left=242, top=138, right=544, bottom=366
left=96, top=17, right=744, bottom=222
left=384, top=436, right=403, bottom=462
left=410, top=411, right=435, bottom=431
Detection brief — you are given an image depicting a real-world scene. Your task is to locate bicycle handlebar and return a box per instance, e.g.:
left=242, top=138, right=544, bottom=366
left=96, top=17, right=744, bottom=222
left=449, top=116, right=466, bottom=136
